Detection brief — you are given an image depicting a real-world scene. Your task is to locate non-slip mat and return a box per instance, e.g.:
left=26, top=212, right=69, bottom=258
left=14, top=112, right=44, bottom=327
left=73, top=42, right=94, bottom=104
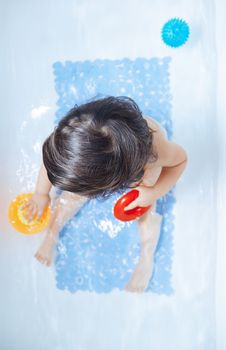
left=53, top=57, right=175, bottom=294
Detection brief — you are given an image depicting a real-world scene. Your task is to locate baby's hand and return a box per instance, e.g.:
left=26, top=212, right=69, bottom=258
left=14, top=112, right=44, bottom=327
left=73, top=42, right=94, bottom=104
left=21, top=193, right=50, bottom=222
left=124, top=186, right=157, bottom=211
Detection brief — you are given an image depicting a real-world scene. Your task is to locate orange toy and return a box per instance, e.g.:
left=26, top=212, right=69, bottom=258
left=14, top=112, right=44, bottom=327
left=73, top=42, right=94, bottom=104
left=8, top=193, right=50, bottom=234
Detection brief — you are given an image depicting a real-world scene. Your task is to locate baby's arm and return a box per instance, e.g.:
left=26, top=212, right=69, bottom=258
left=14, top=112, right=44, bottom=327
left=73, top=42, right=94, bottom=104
left=35, top=191, right=87, bottom=266
left=144, top=115, right=187, bottom=199
left=150, top=139, right=188, bottom=199
left=35, top=162, right=52, bottom=195
left=23, top=162, right=52, bottom=221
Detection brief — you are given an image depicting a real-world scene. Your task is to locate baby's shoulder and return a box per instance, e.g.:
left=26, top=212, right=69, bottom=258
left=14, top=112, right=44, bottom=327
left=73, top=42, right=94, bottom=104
left=143, top=115, right=167, bottom=139
left=143, top=115, right=166, bottom=167
left=144, top=115, right=187, bottom=167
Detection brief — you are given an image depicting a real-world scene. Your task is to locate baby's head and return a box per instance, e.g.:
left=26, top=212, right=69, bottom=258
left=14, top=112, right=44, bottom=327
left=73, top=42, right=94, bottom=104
left=43, top=96, right=157, bottom=198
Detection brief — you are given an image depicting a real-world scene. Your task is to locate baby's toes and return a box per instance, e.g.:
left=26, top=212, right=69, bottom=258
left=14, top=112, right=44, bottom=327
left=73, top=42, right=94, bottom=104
left=35, top=252, right=45, bottom=263
left=125, top=283, right=136, bottom=293
left=34, top=252, right=43, bottom=263
left=35, top=252, right=51, bottom=267
left=43, top=257, right=51, bottom=267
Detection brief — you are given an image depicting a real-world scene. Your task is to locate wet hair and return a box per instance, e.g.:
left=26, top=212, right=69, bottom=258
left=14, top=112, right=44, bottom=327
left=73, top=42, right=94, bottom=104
left=42, top=96, right=158, bottom=199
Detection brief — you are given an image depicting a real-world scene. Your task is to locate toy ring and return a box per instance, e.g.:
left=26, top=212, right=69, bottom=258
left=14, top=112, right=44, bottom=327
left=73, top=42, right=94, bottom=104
left=8, top=193, right=50, bottom=234
left=113, top=189, right=151, bottom=222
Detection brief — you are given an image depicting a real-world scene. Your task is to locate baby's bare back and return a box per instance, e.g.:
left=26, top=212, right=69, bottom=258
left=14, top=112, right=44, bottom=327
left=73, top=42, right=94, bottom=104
left=140, top=116, right=168, bottom=187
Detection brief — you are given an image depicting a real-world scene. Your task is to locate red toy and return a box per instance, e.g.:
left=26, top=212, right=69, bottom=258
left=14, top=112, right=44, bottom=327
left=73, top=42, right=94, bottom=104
left=113, top=189, right=151, bottom=222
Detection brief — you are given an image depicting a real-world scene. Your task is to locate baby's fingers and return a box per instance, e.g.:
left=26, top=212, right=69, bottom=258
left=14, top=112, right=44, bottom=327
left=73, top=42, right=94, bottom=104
left=24, top=203, right=37, bottom=222
left=124, top=199, right=139, bottom=211
left=21, top=201, right=31, bottom=210
left=36, top=209, right=44, bottom=221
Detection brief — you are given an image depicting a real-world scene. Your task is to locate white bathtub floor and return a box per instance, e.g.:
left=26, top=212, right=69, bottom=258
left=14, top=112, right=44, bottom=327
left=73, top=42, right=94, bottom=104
left=0, top=0, right=218, bottom=349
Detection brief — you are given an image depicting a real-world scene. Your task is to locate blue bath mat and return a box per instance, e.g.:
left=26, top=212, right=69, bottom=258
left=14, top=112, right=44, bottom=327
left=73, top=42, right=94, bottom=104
left=53, top=57, right=175, bottom=294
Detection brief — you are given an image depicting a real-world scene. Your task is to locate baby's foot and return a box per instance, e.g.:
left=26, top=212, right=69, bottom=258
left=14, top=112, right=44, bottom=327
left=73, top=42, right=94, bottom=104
left=125, top=212, right=162, bottom=293
left=125, top=254, right=154, bottom=293
left=34, top=234, right=55, bottom=267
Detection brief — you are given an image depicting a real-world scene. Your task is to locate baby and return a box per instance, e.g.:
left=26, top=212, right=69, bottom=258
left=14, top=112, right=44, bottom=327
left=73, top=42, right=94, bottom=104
left=23, top=96, right=187, bottom=293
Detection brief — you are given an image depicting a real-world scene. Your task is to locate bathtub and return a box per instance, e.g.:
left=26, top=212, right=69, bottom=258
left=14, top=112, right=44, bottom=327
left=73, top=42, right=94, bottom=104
left=0, top=0, right=225, bottom=349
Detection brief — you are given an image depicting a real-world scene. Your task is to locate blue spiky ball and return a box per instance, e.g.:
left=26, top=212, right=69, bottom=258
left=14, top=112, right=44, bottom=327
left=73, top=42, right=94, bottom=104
left=161, top=18, right=190, bottom=48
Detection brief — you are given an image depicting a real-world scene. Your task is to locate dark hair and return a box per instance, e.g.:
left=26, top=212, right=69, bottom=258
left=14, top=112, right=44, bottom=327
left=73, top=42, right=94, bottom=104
left=42, top=96, right=158, bottom=199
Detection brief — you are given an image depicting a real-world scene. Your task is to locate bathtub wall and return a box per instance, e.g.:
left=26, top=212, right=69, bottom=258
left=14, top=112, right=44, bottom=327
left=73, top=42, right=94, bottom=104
left=215, top=0, right=226, bottom=349
left=0, top=0, right=222, bottom=349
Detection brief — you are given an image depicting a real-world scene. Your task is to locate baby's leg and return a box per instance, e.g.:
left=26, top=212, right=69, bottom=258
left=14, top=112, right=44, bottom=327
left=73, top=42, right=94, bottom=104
left=125, top=203, right=162, bottom=293
left=35, top=192, right=87, bottom=266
